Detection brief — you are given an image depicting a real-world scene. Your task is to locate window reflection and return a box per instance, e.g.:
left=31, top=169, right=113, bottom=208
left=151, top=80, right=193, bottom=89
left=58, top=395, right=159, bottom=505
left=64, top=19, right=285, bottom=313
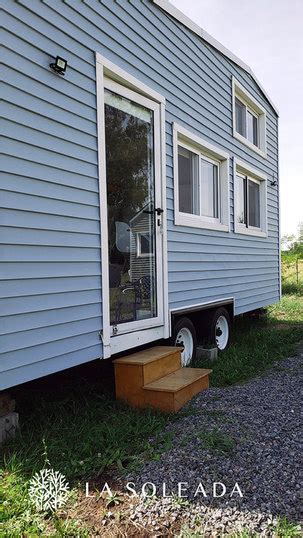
left=104, top=90, right=157, bottom=326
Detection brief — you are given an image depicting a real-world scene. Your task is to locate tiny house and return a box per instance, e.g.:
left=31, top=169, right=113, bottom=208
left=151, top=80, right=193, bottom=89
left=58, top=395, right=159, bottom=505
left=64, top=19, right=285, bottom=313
left=0, top=0, right=280, bottom=391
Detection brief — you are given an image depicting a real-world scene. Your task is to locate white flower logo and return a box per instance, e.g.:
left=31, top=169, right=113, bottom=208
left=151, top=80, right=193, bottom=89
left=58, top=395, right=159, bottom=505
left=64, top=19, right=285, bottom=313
left=29, top=468, right=70, bottom=512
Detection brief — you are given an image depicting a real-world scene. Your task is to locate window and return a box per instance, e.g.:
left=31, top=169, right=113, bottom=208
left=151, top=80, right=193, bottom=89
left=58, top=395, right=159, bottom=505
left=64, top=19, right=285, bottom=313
left=234, top=160, right=267, bottom=237
left=235, top=98, right=258, bottom=147
left=200, top=157, right=219, bottom=218
left=173, top=124, right=229, bottom=232
left=178, top=147, right=220, bottom=220
left=136, top=232, right=153, bottom=257
left=232, top=78, right=266, bottom=157
left=178, top=146, right=199, bottom=215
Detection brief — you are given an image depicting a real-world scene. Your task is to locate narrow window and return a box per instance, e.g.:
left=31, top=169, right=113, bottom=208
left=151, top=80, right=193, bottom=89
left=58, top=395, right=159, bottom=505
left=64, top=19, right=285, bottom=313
left=178, top=146, right=199, bottom=215
left=236, top=174, right=247, bottom=224
left=247, top=110, right=258, bottom=146
left=236, top=174, right=261, bottom=229
left=200, top=158, right=219, bottom=218
left=248, top=179, right=260, bottom=228
left=235, top=98, right=246, bottom=138
left=235, top=99, right=259, bottom=148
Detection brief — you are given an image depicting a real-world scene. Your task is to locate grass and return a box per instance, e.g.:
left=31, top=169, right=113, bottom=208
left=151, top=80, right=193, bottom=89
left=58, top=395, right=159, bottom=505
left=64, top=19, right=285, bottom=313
left=273, top=516, right=302, bottom=537
left=178, top=518, right=302, bottom=538
left=0, top=292, right=302, bottom=535
left=1, top=383, right=170, bottom=483
left=195, top=294, right=303, bottom=386
left=281, top=256, right=302, bottom=297
left=198, top=429, right=236, bottom=455
left=0, top=369, right=171, bottom=536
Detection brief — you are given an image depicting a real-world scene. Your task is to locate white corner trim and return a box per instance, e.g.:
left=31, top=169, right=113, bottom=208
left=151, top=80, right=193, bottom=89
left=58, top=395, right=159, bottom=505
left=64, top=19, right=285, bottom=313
left=233, top=158, right=268, bottom=238
left=96, top=52, right=165, bottom=104
left=160, top=101, right=170, bottom=338
left=96, top=58, right=111, bottom=358
left=173, top=123, right=230, bottom=232
left=152, top=0, right=278, bottom=115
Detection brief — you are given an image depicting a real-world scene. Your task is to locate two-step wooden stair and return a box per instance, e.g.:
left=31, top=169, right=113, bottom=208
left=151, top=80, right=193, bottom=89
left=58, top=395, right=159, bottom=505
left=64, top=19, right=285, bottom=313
left=113, top=346, right=212, bottom=412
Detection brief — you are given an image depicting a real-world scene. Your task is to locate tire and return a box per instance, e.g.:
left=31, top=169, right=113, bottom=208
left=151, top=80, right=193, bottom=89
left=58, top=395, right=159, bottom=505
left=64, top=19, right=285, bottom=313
left=170, top=317, right=197, bottom=367
left=206, top=307, right=231, bottom=351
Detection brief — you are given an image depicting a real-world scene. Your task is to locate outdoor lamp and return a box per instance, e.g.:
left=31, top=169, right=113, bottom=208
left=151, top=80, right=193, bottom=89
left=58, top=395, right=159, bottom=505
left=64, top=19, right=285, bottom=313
left=49, top=56, right=67, bottom=75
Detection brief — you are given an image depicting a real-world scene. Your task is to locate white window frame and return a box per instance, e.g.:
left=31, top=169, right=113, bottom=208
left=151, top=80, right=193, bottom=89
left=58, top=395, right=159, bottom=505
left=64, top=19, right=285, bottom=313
left=173, top=123, right=230, bottom=232
left=232, top=77, right=267, bottom=158
left=234, top=158, right=268, bottom=238
left=136, top=232, right=153, bottom=258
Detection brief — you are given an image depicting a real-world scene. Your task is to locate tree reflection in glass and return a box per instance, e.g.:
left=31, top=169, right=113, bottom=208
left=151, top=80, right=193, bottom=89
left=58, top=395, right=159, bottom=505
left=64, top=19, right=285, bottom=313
left=104, top=90, right=157, bottom=326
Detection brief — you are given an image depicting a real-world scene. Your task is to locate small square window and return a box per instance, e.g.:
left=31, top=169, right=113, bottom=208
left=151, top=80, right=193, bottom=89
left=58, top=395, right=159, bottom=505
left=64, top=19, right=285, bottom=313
left=178, top=146, right=220, bottom=223
left=136, top=232, right=152, bottom=257
left=173, top=124, right=230, bottom=233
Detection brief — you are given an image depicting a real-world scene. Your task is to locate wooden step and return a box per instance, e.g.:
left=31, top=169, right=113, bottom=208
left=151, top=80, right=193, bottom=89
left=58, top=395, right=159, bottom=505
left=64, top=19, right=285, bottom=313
left=144, top=368, right=212, bottom=413
left=113, top=346, right=182, bottom=407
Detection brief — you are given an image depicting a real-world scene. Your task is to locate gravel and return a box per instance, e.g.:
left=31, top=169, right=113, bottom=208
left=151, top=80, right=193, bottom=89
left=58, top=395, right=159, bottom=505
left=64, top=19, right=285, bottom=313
left=123, top=350, right=302, bottom=536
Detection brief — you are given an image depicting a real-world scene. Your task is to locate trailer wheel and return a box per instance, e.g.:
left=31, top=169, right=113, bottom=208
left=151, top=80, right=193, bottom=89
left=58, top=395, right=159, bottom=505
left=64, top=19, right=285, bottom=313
left=172, top=317, right=197, bottom=366
left=207, top=307, right=231, bottom=351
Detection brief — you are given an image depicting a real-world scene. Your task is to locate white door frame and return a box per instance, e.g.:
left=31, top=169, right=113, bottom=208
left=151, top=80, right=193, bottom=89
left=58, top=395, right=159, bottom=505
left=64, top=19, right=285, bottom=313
left=95, top=53, right=169, bottom=358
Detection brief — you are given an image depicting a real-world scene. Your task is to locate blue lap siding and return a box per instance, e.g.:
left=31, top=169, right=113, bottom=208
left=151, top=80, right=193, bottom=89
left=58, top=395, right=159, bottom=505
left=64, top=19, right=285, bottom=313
left=0, top=0, right=279, bottom=389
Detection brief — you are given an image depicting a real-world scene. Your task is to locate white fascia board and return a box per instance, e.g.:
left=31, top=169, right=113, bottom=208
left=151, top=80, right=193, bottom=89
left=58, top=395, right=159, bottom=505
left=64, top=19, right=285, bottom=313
left=152, top=0, right=279, bottom=116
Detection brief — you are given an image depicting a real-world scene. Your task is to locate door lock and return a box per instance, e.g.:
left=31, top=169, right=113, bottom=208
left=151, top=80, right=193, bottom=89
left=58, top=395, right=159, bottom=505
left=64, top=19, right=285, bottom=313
left=155, top=208, right=164, bottom=228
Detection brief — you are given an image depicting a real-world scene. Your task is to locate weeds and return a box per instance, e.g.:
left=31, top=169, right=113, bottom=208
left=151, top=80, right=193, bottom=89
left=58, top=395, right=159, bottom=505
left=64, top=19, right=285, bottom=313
left=273, top=516, right=302, bottom=537
left=1, top=294, right=302, bottom=535
left=195, top=295, right=303, bottom=386
left=198, top=429, right=236, bottom=455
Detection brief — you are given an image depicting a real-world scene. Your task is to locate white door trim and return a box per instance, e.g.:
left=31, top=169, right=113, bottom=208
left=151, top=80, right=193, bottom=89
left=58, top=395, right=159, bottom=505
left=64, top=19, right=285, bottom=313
left=95, top=53, right=169, bottom=358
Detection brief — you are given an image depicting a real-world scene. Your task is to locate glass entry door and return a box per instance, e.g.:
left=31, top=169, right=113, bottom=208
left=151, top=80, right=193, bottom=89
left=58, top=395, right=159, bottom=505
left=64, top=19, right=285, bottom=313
left=104, top=80, right=163, bottom=335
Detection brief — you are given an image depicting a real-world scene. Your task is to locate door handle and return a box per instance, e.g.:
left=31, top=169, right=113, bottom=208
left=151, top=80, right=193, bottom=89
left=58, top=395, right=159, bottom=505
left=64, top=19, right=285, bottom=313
left=155, top=208, right=164, bottom=216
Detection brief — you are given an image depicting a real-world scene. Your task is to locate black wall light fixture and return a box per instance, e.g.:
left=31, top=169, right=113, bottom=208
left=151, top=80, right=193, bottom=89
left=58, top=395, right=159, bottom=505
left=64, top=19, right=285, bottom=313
left=49, top=56, right=67, bottom=76
left=270, top=174, right=278, bottom=187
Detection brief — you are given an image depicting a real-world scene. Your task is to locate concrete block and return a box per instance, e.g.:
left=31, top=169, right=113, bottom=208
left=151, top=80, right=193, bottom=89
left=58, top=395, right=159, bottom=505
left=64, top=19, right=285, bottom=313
left=0, top=412, right=19, bottom=444
left=196, top=346, right=218, bottom=361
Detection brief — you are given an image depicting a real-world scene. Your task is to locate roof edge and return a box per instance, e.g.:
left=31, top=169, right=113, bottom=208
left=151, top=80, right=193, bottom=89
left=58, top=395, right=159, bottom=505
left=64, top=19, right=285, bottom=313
left=152, top=0, right=279, bottom=116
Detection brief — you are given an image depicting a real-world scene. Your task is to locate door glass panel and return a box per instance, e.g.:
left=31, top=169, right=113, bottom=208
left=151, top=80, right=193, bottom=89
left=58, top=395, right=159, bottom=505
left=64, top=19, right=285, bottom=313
left=200, top=158, right=219, bottom=218
left=104, top=90, right=157, bottom=326
left=248, top=179, right=260, bottom=228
